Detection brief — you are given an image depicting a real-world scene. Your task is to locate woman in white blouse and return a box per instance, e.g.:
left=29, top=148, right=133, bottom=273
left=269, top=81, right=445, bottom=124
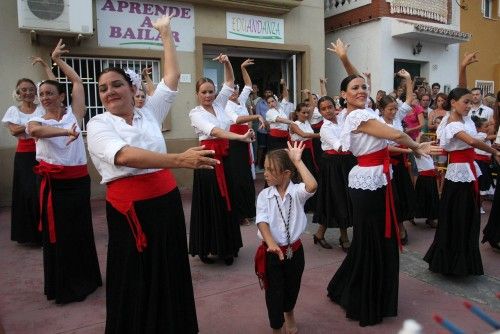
left=266, top=80, right=294, bottom=151
left=26, top=40, right=102, bottom=304
left=188, top=54, right=254, bottom=266
left=325, top=39, right=436, bottom=327
left=424, top=88, right=500, bottom=276
left=87, top=16, right=214, bottom=333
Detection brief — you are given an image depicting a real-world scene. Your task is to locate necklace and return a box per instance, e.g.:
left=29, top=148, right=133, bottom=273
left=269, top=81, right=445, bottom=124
left=274, top=195, right=293, bottom=259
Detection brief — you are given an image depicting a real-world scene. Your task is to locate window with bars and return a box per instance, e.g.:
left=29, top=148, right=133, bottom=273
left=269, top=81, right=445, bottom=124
left=475, top=80, right=495, bottom=96
left=52, top=56, right=161, bottom=131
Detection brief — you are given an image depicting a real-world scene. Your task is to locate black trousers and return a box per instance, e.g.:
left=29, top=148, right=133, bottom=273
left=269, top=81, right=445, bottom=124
left=265, top=245, right=304, bottom=329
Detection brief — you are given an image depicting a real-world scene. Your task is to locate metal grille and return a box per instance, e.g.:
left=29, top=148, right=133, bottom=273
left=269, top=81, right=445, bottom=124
left=52, top=56, right=161, bottom=131
left=475, top=80, right=495, bottom=96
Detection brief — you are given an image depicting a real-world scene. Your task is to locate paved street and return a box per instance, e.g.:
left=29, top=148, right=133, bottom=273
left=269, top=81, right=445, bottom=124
left=1, top=179, right=499, bottom=334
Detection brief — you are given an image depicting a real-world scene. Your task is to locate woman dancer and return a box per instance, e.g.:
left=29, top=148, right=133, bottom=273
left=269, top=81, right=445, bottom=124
left=27, top=39, right=102, bottom=303
left=266, top=80, right=294, bottom=152
left=189, top=54, right=254, bottom=265
left=87, top=15, right=212, bottom=333
left=325, top=39, right=437, bottom=326
left=313, top=96, right=357, bottom=251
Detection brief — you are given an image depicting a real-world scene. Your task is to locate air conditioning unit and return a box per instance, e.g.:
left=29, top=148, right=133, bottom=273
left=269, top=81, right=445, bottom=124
left=17, top=0, right=93, bottom=35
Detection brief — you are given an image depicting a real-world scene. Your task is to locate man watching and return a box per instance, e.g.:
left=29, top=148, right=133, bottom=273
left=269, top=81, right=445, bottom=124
left=430, top=82, right=440, bottom=109
left=469, top=87, right=494, bottom=121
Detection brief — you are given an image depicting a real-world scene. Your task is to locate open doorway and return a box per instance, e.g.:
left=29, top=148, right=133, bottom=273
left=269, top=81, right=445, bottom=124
left=394, top=60, right=421, bottom=90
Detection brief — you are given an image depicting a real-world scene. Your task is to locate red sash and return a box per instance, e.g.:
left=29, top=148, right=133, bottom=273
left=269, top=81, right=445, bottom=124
left=390, top=146, right=409, bottom=168
left=34, top=160, right=88, bottom=244
left=475, top=153, right=491, bottom=163
left=449, top=148, right=478, bottom=196
left=419, top=169, right=438, bottom=177
left=254, top=239, right=302, bottom=290
left=201, top=139, right=231, bottom=211
left=106, top=169, right=177, bottom=252
left=269, top=128, right=289, bottom=138
left=229, top=124, right=253, bottom=166
left=291, top=140, right=318, bottom=171
left=357, top=147, right=401, bottom=250
left=17, top=138, right=36, bottom=152
left=311, top=120, right=324, bottom=130
left=325, top=149, right=352, bottom=155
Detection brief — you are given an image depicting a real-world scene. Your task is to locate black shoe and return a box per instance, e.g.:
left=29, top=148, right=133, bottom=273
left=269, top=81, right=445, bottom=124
left=313, top=234, right=332, bottom=249
left=400, top=230, right=409, bottom=245
left=224, top=256, right=234, bottom=266
left=200, top=256, right=215, bottom=264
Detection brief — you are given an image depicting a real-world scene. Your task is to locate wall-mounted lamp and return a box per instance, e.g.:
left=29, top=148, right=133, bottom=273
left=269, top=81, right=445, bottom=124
left=413, top=41, right=423, bottom=55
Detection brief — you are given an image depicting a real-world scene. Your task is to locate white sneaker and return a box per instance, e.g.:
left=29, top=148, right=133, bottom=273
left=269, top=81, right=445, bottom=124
left=480, top=207, right=486, bottom=214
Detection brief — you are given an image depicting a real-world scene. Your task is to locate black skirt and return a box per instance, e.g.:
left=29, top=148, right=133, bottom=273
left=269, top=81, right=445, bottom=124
left=189, top=162, right=243, bottom=258
left=476, top=160, right=493, bottom=192
left=414, top=175, right=439, bottom=220
left=482, top=173, right=500, bottom=247
left=267, top=135, right=288, bottom=152
left=41, top=175, right=102, bottom=303
left=327, top=187, right=399, bottom=327
left=11, top=151, right=41, bottom=244
left=315, top=153, right=357, bottom=228
left=391, top=156, right=415, bottom=222
left=105, top=188, right=198, bottom=334
left=301, top=146, right=319, bottom=213
left=424, top=180, right=483, bottom=276
left=225, top=140, right=256, bottom=220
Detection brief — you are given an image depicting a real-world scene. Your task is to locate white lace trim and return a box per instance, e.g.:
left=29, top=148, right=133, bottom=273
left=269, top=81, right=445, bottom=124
left=348, top=165, right=392, bottom=190
left=445, top=162, right=482, bottom=183
left=340, top=109, right=377, bottom=151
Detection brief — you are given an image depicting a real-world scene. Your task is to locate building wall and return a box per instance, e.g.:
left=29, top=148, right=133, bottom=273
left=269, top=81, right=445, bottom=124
left=0, top=0, right=324, bottom=206
left=459, top=0, right=500, bottom=92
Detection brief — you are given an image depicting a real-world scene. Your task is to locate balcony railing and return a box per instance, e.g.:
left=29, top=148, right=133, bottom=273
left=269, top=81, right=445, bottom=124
left=389, top=0, right=448, bottom=23
left=183, top=0, right=303, bottom=15
left=325, top=0, right=372, bottom=18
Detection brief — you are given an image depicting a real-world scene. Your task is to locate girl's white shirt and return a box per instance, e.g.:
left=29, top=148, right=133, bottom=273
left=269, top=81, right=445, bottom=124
left=439, top=116, right=482, bottom=182
left=340, top=108, right=392, bottom=190
left=474, top=132, right=491, bottom=157
left=290, top=119, right=314, bottom=142
left=414, top=154, right=435, bottom=172
left=189, top=84, right=234, bottom=140
left=255, top=182, right=314, bottom=246
left=28, top=106, right=86, bottom=166
left=266, top=106, right=290, bottom=131
left=86, top=80, right=177, bottom=183
left=380, top=102, right=412, bottom=146
left=320, top=119, right=342, bottom=151
left=310, top=106, right=323, bottom=125
left=224, top=85, right=252, bottom=123
left=2, top=105, right=45, bottom=139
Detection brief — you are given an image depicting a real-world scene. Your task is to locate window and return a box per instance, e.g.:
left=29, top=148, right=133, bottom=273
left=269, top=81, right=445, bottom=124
left=482, top=0, right=493, bottom=18
left=475, top=80, right=495, bottom=95
left=52, top=56, right=161, bottom=131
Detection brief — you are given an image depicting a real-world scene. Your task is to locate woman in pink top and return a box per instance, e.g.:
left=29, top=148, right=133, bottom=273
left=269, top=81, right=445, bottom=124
left=403, top=93, right=425, bottom=140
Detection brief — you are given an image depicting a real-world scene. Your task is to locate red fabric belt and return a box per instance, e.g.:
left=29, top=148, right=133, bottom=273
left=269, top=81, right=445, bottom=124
left=325, top=149, right=352, bottom=155
left=449, top=148, right=478, bottom=196
left=269, top=128, right=289, bottom=138
left=230, top=124, right=253, bottom=166
left=419, top=169, right=438, bottom=177
left=33, top=160, right=88, bottom=244
left=390, top=146, right=409, bottom=167
left=254, top=239, right=302, bottom=290
left=357, top=147, right=401, bottom=250
left=311, top=121, right=323, bottom=130
left=106, top=169, right=177, bottom=252
left=291, top=140, right=318, bottom=171
left=201, top=139, right=231, bottom=211
left=17, top=138, right=36, bottom=152
left=475, top=154, right=491, bottom=163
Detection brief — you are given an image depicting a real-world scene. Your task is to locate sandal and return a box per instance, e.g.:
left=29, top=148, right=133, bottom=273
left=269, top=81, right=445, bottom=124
left=313, top=235, right=332, bottom=249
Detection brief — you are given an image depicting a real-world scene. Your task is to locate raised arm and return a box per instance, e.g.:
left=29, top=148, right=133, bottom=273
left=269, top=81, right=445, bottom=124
left=142, top=67, right=155, bottom=96
left=287, top=141, right=317, bottom=193
left=301, top=89, right=314, bottom=110
left=397, top=69, right=413, bottom=105
left=458, top=51, right=478, bottom=89
left=152, top=14, right=180, bottom=90
left=241, top=59, right=253, bottom=87
left=31, top=56, right=56, bottom=80
left=327, top=38, right=360, bottom=76
left=51, top=39, right=86, bottom=120
left=319, top=78, right=327, bottom=97
left=280, top=78, right=289, bottom=101
left=213, top=53, right=234, bottom=87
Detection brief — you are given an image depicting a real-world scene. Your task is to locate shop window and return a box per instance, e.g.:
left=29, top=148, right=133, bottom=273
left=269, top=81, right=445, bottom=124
left=475, top=80, right=495, bottom=95
left=52, top=56, right=160, bottom=131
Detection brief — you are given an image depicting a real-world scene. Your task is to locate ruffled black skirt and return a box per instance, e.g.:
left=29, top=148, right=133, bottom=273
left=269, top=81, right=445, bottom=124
left=267, top=135, right=288, bottom=152
left=105, top=188, right=198, bottom=334
left=327, top=186, right=399, bottom=327
left=315, top=153, right=356, bottom=228
left=424, top=180, right=483, bottom=276
left=41, top=175, right=102, bottom=303
left=391, top=156, right=415, bottom=222
left=482, top=173, right=500, bottom=248
left=11, top=151, right=41, bottom=244
left=301, top=146, right=319, bottom=213
left=414, top=175, right=439, bottom=220
left=476, top=160, right=494, bottom=192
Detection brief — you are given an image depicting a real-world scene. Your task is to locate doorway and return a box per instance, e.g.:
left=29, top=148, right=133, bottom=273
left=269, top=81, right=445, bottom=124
left=394, top=60, right=421, bottom=90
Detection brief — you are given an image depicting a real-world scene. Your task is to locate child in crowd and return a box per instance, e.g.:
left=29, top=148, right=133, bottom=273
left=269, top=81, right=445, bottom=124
left=472, top=115, right=495, bottom=213
left=254, top=141, right=317, bottom=334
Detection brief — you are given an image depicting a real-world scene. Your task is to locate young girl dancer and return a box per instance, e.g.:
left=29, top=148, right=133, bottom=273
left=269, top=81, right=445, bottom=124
left=266, top=80, right=294, bottom=151
left=313, top=96, right=357, bottom=251
left=255, top=141, right=317, bottom=334
left=472, top=116, right=495, bottom=204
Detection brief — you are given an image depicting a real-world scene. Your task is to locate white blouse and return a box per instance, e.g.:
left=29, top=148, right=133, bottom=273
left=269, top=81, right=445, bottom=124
left=381, top=102, right=412, bottom=146
left=474, top=132, right=491, bottom=157
left=340, top=108, right=391, bottom=190
left=224, top=85, right=252, bottom=123
left=439, top=117, right=482, bottom=183
left=320, top=119, right=342, bottom=151
left=255, top=182, right=314, bottom=246
left=2, top=105, right=45, bottom=139
left=86, top=80, right=177, bottom=184
left=28, top=107, right=86, bottom=166
left=310, top=106, right=323, bottom=125
left=189, top=84, right=233, bottom=140
left=266, top=107, right=290, bottom=131
left=415, top=155, right=435, bottom=172
left=290, top=120, right=314, bottom=142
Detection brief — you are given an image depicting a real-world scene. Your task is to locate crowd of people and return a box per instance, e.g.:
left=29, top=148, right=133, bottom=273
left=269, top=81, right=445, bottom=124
left=2, top=14, right=500, bottom=334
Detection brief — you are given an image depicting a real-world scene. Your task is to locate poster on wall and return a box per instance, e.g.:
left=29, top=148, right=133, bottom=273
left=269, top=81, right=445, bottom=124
left=226, top=12, right=284, bottom=44
left=96, top=0, right=195, bottom=51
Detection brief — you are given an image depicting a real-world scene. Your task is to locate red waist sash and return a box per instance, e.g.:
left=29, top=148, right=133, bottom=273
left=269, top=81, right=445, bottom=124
left=34, top=160, right=88, bottom=244
left=106, top=169, right=177, bottom=252
left=230, top=124, right=253, bottom=166
left=325, top=149, right=352, bottom=155
left=389, top=146, right=409, bottom=167
left=269, top=128, right=289, bottom=138
left=475, top=153, right=491, bottom=163
left=449, top=148, right=478, bottom=195
left=419, top=169, right=438, bottom=177
left=201, top=139, right=231, bottom=211
left=357, top=147, right=401, bottom=250
left=291, top=140, right=318, bottom=171
left=17, top=138, right=36, bottom=152
left=255, top=239, right=302, bottom=290
left=311, top=120, right=324, bottom=130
